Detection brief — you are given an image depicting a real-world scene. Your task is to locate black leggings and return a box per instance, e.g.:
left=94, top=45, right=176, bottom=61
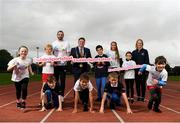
left=14, top=78, right=29, bottom=100
left=79, top=88, right=89, bottom=105
left=125, top=79, right=134, bottom=98
left=135, top=71, right=147, bottom=98
left=54, top=66, right=66, bottom=96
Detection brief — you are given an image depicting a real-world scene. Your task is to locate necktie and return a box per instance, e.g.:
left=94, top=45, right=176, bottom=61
left=80, top=48, right=83, bottom=58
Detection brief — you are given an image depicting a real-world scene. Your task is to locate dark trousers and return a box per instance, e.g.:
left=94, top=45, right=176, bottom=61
left=79, top=88, right=89, bottom=105
left=73, top=67, right=87, bottom=84
left=45, top=90, right=59, bottom=108
left=54, top=66, right=66, bottom=96
left=107, top=92, right=121, bottom=108
left=125, top=79, right=134, bottom=98
left=14, top=78, right=29, bottom=100
left=149, top=87, right=161, bottom=109
left=135, top=71, right=147, bottom=98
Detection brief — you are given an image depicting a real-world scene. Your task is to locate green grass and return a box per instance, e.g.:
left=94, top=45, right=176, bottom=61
left=0, top=73, right=41, bottom=85
left=168, top=76, right=180, bottom=82
left=0, top=73, right=180, bottom=85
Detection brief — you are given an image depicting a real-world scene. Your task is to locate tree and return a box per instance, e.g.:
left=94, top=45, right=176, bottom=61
left=0, top=49, right=13, bottom=72
left=173, top=66, right=180, bottom=76
left=165, top=64, right=173, bottom=75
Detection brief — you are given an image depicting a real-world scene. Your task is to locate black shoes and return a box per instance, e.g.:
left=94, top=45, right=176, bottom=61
left=137, top=97, right=145, bottom=102
left=16, top=102, right=21, bottom=109
left=128, top=98, right=134, bottom=104
left=137, top=97, right=141, bottom=101
left=148, top=101, right=162, bottom=113
left=21, top=102, right=26, bottom=109
left=16, top=102, right=26, bottom=109
left=141, top=97, right=145, bottom=102
left=153, top=108, right=162, bottom=113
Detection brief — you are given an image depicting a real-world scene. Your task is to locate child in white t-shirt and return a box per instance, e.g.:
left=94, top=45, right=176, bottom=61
left=72, top=73, right=95, bottom=113
left=7, top=46, right=34, bottom=109
left=122, top=51, right=136, bottom=103
left=138, top=56, right=168, bottom=113
left=38, top=44, right=56, bottom=103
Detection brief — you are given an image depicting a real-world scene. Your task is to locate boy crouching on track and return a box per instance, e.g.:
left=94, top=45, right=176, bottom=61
left=72, top=73, right=95, bottom=113
left=138, top=56, right=168, bottom=113
left=99, top=72, right=132, bottom=114
left=40, top=76, right=63, bottom=112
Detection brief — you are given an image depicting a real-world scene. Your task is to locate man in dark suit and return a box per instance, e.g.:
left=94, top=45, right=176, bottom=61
left=70, top=37, right=92, bottom=84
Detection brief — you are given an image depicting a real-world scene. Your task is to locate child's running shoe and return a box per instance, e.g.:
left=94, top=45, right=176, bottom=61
left=140, top=97, right=145, bottom=102
left=128, top=98, right=131, bottom=102
left=153, top=108, right=162, bottom=113
left=130, top=98, right=134, bottom=104
left=21, top=102, right=26, bottom=109
left=16, top=102, right=21, bottom=109
left=137, top=97, right=141, bottom=101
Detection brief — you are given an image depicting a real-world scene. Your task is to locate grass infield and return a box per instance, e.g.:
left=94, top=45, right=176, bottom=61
left=0, top=73, right=41, bottom=85
left=0, top=73, right=179, bottom=85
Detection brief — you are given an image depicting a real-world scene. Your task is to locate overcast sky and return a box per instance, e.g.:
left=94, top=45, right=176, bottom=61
left=0, top=0, right=180, bottom=67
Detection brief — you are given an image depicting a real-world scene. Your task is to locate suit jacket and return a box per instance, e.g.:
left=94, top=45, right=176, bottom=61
left=70, top=46, right=92, bottom=73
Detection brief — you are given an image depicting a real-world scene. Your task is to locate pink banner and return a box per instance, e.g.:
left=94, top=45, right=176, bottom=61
left=108, top=65, right=142, bottom=72
left=33, top=56, right=113, bottom=63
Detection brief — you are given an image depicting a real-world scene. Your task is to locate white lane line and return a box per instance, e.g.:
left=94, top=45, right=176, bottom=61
left=134, top=95, right=180, bottom=114
left=40, top=88, right=73, bottom=123
left=160, top=105, right=180, bottom=114
left=112, top=109, right=125, bottom=123
left=0, top=91, right=40, bottom=108
left=0, top=86, right=13, bottom=91
left=0, top=91, right=13, bottom=96
left=164, top=88, right=180, bottom=93
left=143, top=98, right=180, bottom=114
left=163, top=93, right=178, bottom=98
left=94, top=87, right=125, bottom=122
left=40, top=108, right=55, bottom=123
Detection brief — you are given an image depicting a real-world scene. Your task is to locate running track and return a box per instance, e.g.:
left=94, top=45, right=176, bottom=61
left=0, top=76, right=180, bottom=122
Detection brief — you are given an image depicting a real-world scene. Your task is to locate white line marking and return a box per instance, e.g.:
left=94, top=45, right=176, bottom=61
left=163, top=93, right=177, bottom=98
left=0, top=91, right=40, bottom=108
left=40, top=108, right=55, bottom=123
left=0, top=91, right=13, bottom=96
left=0, top=86, right=13, bottom=91
left=144, top=98, right=180, bottom=114
left=159, top=105, right=180, bottom=114
left=164, top=88, right=180, bottom=93
left=40, top=88, right=73, bottom=123
left=134, top=95, right=180, bottom=114
left=112, top=109, right=125, bottom=123
left=94, top=87, right=125, bottom=122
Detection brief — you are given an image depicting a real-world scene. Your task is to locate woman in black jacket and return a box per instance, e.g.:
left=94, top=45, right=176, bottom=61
left=132, top=39, right=150, bottom=102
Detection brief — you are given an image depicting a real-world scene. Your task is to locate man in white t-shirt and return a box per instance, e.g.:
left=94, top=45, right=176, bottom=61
left=52, top=30, right=70, bottom=97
